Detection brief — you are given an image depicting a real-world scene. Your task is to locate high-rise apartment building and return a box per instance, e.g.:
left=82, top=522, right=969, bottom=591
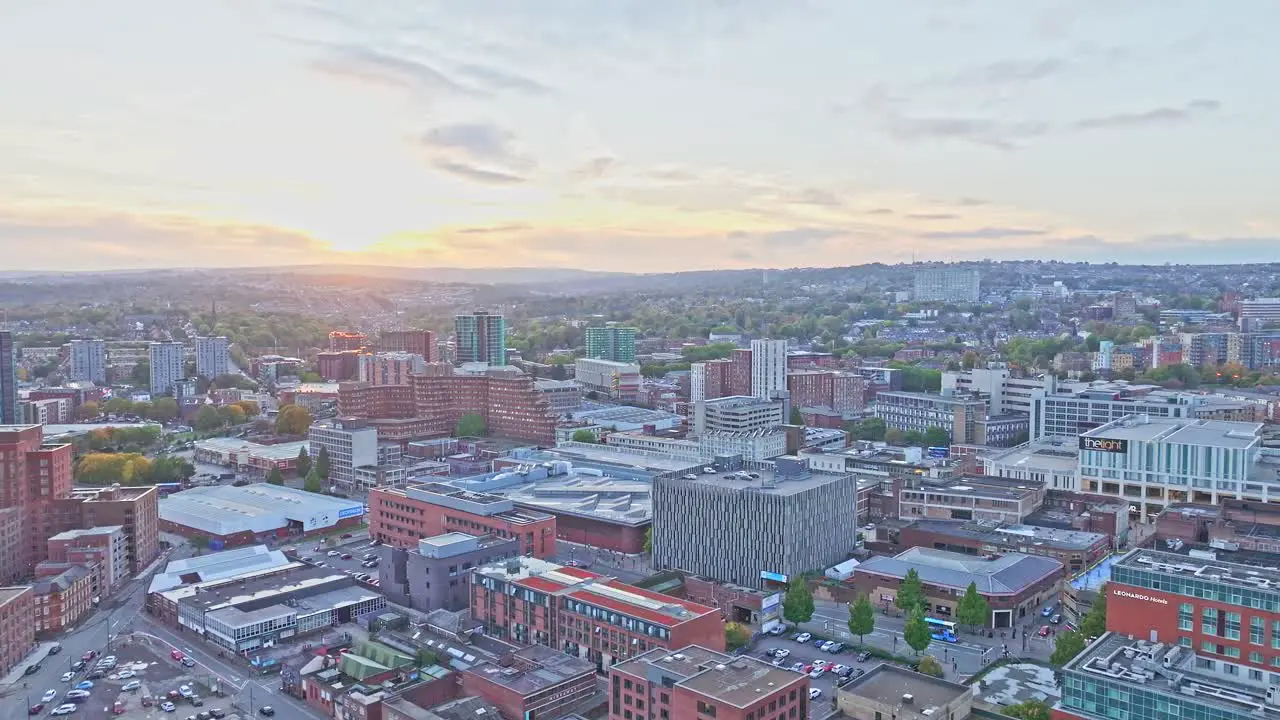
left=357, top=352, right=425, bottom=386
left=0, top=424, right=74, bottom=576
left=728, top=348, right=753, bottom=396
left=584, top=327, right=637, bottom=363
left=688, top=360, right=731, bottom=403
left=147, top=341, right=185, bottom=395
left=328, top=331, right=367, bottom=352
left=378, top=329, right=437, bottom=363
left=68, top=338, right=107, bottom=384
left=0, top=332, right=17, bottom=425
left=750, top=339, right=788, bottom=400
left=455, top=311, right=506, bottom=365
left=913, top=267, right=981, bottom=303
left=194, top=335, right=230, bottom=379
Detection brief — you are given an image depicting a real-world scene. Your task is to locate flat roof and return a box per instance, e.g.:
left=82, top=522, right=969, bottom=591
left=913, top=475, right=1042, bottom=501
left=910, top=518, right=1108, bottom=551
left=149, top=545, right=296, bottom=593
left=981, top=436, right=1079, bottom=473
left=506, top=476, right=651, bottom=527
left=463, top=645, right=594, bottom=694
left=545, top=443, right=706, bottom=473
left=194, top=437, right=310, bottom=460
left=173, top=566, right=351, bottom=612
left=49, top=526, right=123, bottom=541
left=840, top=664, right=968, bottom=711
left=160, top=483, right=363, bottom=536
left=1082, top=416, right=1261, bottom=448
left=676, top=655, right=805, bottom=708
left=668, top=467, right=853, bottom=497
left=1115, top=548, right=1280, bottom=588
left=856, top=547, right=1063, bottom=595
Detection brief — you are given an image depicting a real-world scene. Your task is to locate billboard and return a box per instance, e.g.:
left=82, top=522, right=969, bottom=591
left=1079, top=436, right=1129, bottom=453
left=761, top=592, right=783, bottom=617
left=760, top=570, right=789, bottom=584
left=338, top=506, right=365, bottom=520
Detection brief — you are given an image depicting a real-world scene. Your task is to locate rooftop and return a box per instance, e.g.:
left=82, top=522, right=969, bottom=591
left=909, top=518, right=1108, bottom=551
left=856, top=547, right=1063, bottom=595
left=664, top=466, right=853, bottom=497
left=913, top=474, right=1044, bottom=501
left=613, top=646, right=804, bottom=708
left=160, top=483, right=363, bottom=536
left=171, top=565, right=350, bottom=611
left=840, top=664, right=969, bottom=715
left=1114, top=548, right=1280, bottom=589
left=541, top=443, right=707, bottom=473
left=571, top=406, right=682, bottom=426
left=505, top=475, right=651, bottom=527
left=463, top=645, right=594, bottom=695
left=149, top=544, right=297, bottom=593
left=193, top=437, right=311, bottom=460
left=0, top=586, right=33, bottom=605
left=48, top=525, right=124, bottom=541
left=1081, top=415, right=1262, bottom=449
left=981, top=436, right=1080, bottom=473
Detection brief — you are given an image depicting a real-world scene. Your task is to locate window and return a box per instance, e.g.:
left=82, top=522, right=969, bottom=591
left=1178, top=603, right=1194, bottom=631
left=1203, top=607, right=1219, bottom=635
left=1251, top=651, right=1264, bottom=664
left=1252, top=617, right=1265, bottom=645
left=1226, top=612, right=1242, bottom=640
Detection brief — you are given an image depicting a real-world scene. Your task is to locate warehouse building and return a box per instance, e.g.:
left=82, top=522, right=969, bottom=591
left=159, top=484, right=365, bottom=548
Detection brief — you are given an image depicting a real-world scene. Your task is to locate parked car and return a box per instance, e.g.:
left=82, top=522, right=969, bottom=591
left=340, top=553, right=353, bottom=560
left=61, top=672, right=75, bottom=683
left=65, top=690, right=91, bottom=701
left=326, top=550, right=340, bottom=557
left=25, top=663, right=41, bottom=675
left=794, top=632, right=812, bottom=643
left=49, top=643, right=63, bottom=655
left=258, top=707, right=275, bottom=717
left=817, top=641, right=834, bottom=652
left=43, top=690, right=59, bottom=703
left=827, top=642, right=845, bottom=653
left=179, top=685, right=194, bottom=698
left=171, top=650, right=185, bottom=661
left=856, top=651, right=872, bottom=662
left=767, top=625, right=786, bottom=636
left=28, top=704, right=44, bottom=716
left=80, top=651, right=97, bottom=662
left=52, top=705, right=79, bottom=716
left=340, top=533, right=353, bottom=539
left=210, top=710, right=227, bottom=719
left=116, top=670, right=136, bottom=679
left=362, top=553, right=377, bottom=561
left=774, top=648, right=790, bottom=660
left=161, top=702, right=176, bottom=713
left=790, top=662, right=804, bottom=673
left=123, top=681, right=142, bottom=692
left=1038, top=625, right=1051, bottom=637
left=809, top=688, right=823, bottom=700
left=808, top=668, right=824, bottom=679
left=86, top=670, right=105, bottom=680
left=71, top=661, right=85, bottom=672
left=75, top=681, right=94, bottom=690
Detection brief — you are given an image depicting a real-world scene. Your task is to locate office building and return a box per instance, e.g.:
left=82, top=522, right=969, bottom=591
left=534, top=379, right=583, bottom=415
left=574, top=358, right=642, bottom=402
left=0, top=332, right=17, bottom=424
left=0, top=586, right=35, bottom=676
left=379, top=532, right=519, bottom=613
left=1030, top=381, right=1213, bottom=440
left=610, top=645, right=808, bottom=720
left=357, top=351, right=425, bottom=386
left=750, top=339, right=788, bottom=400
left=498, top=466, right=653, bottom=554
left=328, top=331, right=367, bottom=352
left=851, top=547, right=1063, bottom=627
left=942, top=365, right=1046, bottom=416
left=308, top=419, right=379, bottom=493
left=913, top=267, right=981, bottom=303
left=653, top=457, right=858, bottom=589
left=317, top=350, right=361, bottom=381
left=837, top=665, right=973, bottom=720
left=898, top=474, right=1046, bottom=524
left=693, top=395, right=784, bottom=435
left=874, top=391, right=988, bottom=444
left=470, top=557, right=724, bottom=672
left=455, top=311, right=506, bottom=365
left=147, top=341, right=185, bottom=395
left=379, top=329, right=437, bottom=363
left=981, top=435, right=1082, bottom=491
left=194, top=335, right=230, bottom=379
left=1078, top=415, right=1270, bottom=521
left=160, top=484, right=365, bottom=547
left=585, top=326, right=637, bottom=363
left=1239, top=297, right=1280, bottom=330
left=370, top=482, right=557, bottom=558
left=68, top=338, right=107, bottom=384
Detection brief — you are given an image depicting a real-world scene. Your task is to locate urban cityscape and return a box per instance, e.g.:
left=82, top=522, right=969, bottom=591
left=3, top=4, right=1280, bottom=720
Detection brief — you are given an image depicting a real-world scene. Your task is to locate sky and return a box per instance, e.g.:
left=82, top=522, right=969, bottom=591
left=1, top=0, right=1277, bottom=273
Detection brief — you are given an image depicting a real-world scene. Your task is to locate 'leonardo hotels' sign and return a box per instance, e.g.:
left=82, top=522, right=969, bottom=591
left=1114, top=589, right=1169, bottom=605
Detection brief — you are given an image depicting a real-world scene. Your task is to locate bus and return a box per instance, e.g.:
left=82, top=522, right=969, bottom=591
left=925, top=617, right=957, bottom=643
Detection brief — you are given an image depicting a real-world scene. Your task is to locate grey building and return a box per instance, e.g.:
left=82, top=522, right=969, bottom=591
left=873, top=391, right=988, bottom=444
left=380, top=532, right=518, bottom=612
left=913, top=267, right=980, bottom=303
left=68, top=339, right=107, bottom=384
left=652, top=456, right=858, bottom=589
left=692, top=395, right=784, bottom=436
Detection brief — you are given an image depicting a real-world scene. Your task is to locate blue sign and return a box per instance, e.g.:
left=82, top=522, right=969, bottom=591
left=338, top=506, right=364, bottom=520
left=927, top=446, right=949, bottom=458
left=760, top=571, right=789, bottom=583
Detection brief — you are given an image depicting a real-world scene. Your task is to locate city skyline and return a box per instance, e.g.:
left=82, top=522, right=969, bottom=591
left=2, top=1, right=1277, bottom=273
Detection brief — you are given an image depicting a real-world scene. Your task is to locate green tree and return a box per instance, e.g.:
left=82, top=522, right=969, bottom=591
left=195, top=405, right=222, bottom=432
left=267, top=466, right=285, bottom=485
left=916, top=655, right=944, bottom=678
left=456, top=413, right=486, bottom=437
left=903, top=608, right=932, bottom=655
left=1050, top=630, right=1087, bottom=667
left=304, top=467, right=323, bottom=493
left=895, top=569, right=926, bottom=615
left=296, top=447, right=312, bottom=478
left=724, top=622, right=751, bottom=650
left=848, top=417, right=886, bottom=441
left=903, top=429, right=927, bottom=446
left=643, top=527, right=652, bottom=554
left=884, top=428, right=906, bottom=446
left=148, top=397, right=179, bottom=423
left=782, top=581, right=815, bottom=624
left=218, top=404, right=247, bottom=426
left=571, top=429, right=597, bottom=443
left=1080, top=584, right=1107, bottom=638
left=789, top=407, right=804, bottom=425
left=316, top=446, right=331, bottom=480
left=922, top=427, right=950, bottom=448
left=848, top=594, right=875, bottom=645
left=275, top=404, right=313, bottom=435
left=130, top=359, right=150, bottom=388
left=1004, top=701, right=1051, bottom=720
left=956, top=582, right=990, bottom=631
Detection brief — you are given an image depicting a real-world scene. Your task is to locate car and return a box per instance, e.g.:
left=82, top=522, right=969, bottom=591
left=25, top=663, right=41, bottom=675
left=313, top=545, right=324, bottom=552
left=171, top=650, right=185, bottom=661
left=369, top=579, right=379, bottom=586
left=179, top=685, right=194, bottom=698
left=28, top=704, right=44, bottom=716
left=210, top=710, right=227, bottom=719
left=832, top=664, right=849, bottom=675
left=81, top=651, right=97, bottom=662
left=767, top=625, right=786, bottom=636
left=198, top=712, right=213, bottom=720
left=817, top=641, right=834, bottom=651
left=258, top=707, right=275, bottom=716
left=340, top=553, right=353, bottom=560
left=363, top=553, right=377, bottom=561
left=327, top=550, right=340, bottom=557
left=771, top=658, right=784, bottom=667
left=191, top=696, right=203, bottom=707
left=791, top=662, right=804, bottom=673
left=828, top=642, right=846, bottom=654
left=43, top=690, right=59, bottom=703
left=161, top=702, right=176, bottom=712
left=853, top=668, right=867, bottom=679
left=49, top=644, right=63, bottom=655
left=795, top=632, right=812, bottom=643
left=837, top=667, right=854, bottom=678
left=71, top=661, right=85, bottom=671
left=65, top=690, right=91, bottom=701
left=1050, top=613, right=1063, bottom=625
left=809, top=668, right=825, bottom=679
left=1041, top=606, right=1055, bottom=617
left=857, top=651, right=872, bottom=662
left=361, top=560, right=378, bottom=568
left=61, top=672, right=76, bottom=682
left=123, top=681, right=142, bottom=692
left=75, top=681, right=94, bottom=690
left=182, top=657, right=197, bottom=667
left=113, top=701, right=127, bottom=715
left=774, top=648, right=790, bottom=659
left=86, top=670, right=105, bottom=680
left=116, top=670, right=136, bottom=679
left=809, top=688, right=823, bottom=700
left=102, top=656, right=116, bottom=665
left=1039, top=625, right=1051, bottom=637
left=340, top=533, right=353, bottom=538
left=52, top=705, right=79, bottom=716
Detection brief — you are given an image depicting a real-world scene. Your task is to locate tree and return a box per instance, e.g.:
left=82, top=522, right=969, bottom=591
left=789, top=407, right=804, bottom=425
left=1050, top=630, right=1087, bottom=667
left=218, top=404, right=246, bottom=426
left=571, top=429, right=597, bottom=443
left=884, top=428, right=906, bottom=446
left=961, top=350, right=980, bottom=370
left=456, top=413, right=486, bottom=437
left=643, top=527, right=652, bottom=554
left=922, top=427, right=950, bottom=448
left=956, top=582, right=990, bottom=631
left=916, top=655, right=944, bottom=678
left=1004, top=701, right=1051, bottom=720
left=304, top=467, right=323, bottom=493
left=848, top=594, right=875, bottom=645
left=903, top=429, right=927, bottom=447
left=903, top=608, right=932, bottom=655
left=76, top=401, right=101, bottom=421
left=1080, top=584, right=1107, bottom=638
left=895, top=569, right=926, bottom=615
left=782, top=581, right=815, bottom=625
left=267, top=467, right=285, bottom=485
left=296, top=448, right=312, bottom=478
left=724, top=622, right=751, bottom=650
left=130, top=359, right=150, bottom=388
left=195, top=405, right=222, bottom=432
left=848, top=417, right=886, bottom=441
left=275, top=404, right=313, bottom=435
left=316, top=446, right=331, bottom=480
left=148, top=397, right=179, bottom=423
left=104, top=398, right=133, bottom=416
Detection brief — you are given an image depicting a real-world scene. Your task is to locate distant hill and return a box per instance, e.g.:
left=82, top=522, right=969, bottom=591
left=252, top=264, right=633, bottom=285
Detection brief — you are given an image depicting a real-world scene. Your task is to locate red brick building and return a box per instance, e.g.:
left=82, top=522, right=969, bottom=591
left=0, top=425, right=73, bottom=576
left=471, top=557, right=725, bottom=673
left=329, top=331, right=368, bottom=352
left=787, top=370, right=835, bottom=410
left=32, top=565, right=92, bottom=635
left=0, top=586, right=35, bottom=677
left=318, top=350, right=361, bottom=381
left=728, top=349, right=752, bottom=396
left=458, top=645, right=597, bottom=719
left=66, top=485, right=160, bottom=575
left=370, top=482, right=557, bottom=558
left=609, top=645, right=808, bottom=720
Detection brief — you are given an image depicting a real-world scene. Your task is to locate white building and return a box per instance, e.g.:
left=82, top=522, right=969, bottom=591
left=1239, top=298, right=1280, bottom=330
left=913, top=267, right=981, bottom=303
left=941, top=364, right=1046, bottom=416
left=980, top=436, right=1081, bottom=491
left=307, top=420, right=379, bottom=492
left=1078, top=414, right=1271, bottom=521
left=1029, top=380, right=1225, bottom=440
left=68, top=339, right=106, bottom=384
left=195, top=336, right=230, bottom=379
left=573, top=358, right=641, bottom=398
left=693, top=395, right=784, bottom=436
left=689, top=362, right=707, bottom=404
left=750, top=339, right=788, bottom=400
left=147, top=341, right=185, bottom=395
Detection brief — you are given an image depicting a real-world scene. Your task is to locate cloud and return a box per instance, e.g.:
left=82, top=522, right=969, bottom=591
left=1072, top=99, right=1221, bottom=131
left=943, top=58, right=1068, bottom=88
left=728, top=227, right=846, bottom=246
left=310, top=45, right=475, bottom=98
left=453, top=63, right=552, bottom=95
left=866, top=208, right=895, bottom=215
left=572, top=156, right=619, bottom=181
left=784, top=188, right=842, bottom=207
left=905, top=212, right=960, bottom=221
left=918, top=226, right=1050, bottom=240
left=420, top=122, right=536, bottom=184
left=856, top=85, right=1050, bottom=150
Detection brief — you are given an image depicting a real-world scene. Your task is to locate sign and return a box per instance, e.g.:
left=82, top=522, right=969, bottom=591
left=760, top=571, right=789, bottom=584
left=1114, top=589, right=1169, bottom=605
left=761, top=592, right=783, bottom=616
left=1080, top=436, right=1129, bottom=453
left=338, top=506, right=364, bottom=520
left=927, top=446, right=949, bottom=458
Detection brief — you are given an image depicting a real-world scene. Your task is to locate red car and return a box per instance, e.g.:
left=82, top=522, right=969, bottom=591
left=82, top=650, right=97, bottom=662
left=28, top=704, right=44, bottom=716
left=1038, top=625, right=1051, bottom=637
left=171, top=650, right=185, bottom=661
